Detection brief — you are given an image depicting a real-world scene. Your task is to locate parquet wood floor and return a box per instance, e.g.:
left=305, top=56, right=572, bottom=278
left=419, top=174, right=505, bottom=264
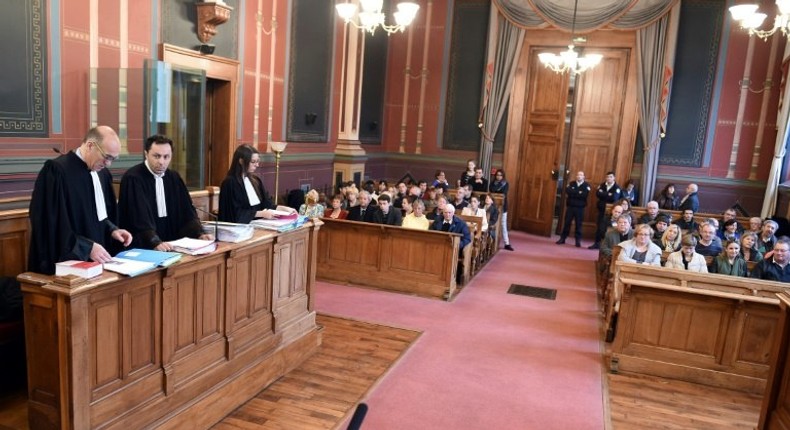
left=607, top=372, right=762, bottom=430
left=212, top=314, right=421, bottom=430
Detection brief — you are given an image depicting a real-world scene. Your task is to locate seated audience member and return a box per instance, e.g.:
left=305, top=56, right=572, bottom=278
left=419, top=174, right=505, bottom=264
left=435, top=182, right=448, bottom=198
left=432, top=170, right=449, bottom=188
left=665, top=235, right=708, bottom=273
left=749, top=217, right=763, bottom=235
left=674, top=209, right=699, bottom=233
left=623, top=179, right=639, bottom=206
left=377, top=180, right=389, bottom=194
left=720, top=219, right=741, bottom=242
left=460, top=159, right=476, bottom=188
left=720, top=208, right=744, bottom=234
left=657, top=223, right=682, bottom=252
left=402, top=195, right=416, bottom=218
left=618, top=224, right=662, bottom=266
left=298, top=189, right=325, bottom=218
left=409, top=185, right=422, bottom=199
left=430, top=204, right=472, bottom=252
left=429, top=195, right=448, bottom=221
left=324, top=194, right=348, bottom=219
left=656, top=183, right=679, bottom=210
left=345, top=189, right=359, bottom=210
left=590, top=204, right=625, bottom=250
left=637, top=201, right=664, bottom=226
left=347, top=191, right=382, bottom=223
left=751, top=238, right=790, bottom=282
left=616, top=198, right=636, bottom=227
left=423, top=187, right=438, bottom=215
left=740, top=232, right=763, bottom=263
left=378, top=194, right=403, bottom=226
left=402, top=199, right=430, bottom=230
left=757, top=220, right=779, bottom=256
left=483, top=194, right=499, bottom=238
left=678, top=183, right=700, bottom=212
left=219, top=144, right=289, bottom=224
left=119, top=134, right=211, bottom=251
left=651, top=215, right=670, bottom=243
left=452, top=187, right=469, bottom=211
left=470, top=167, right=489, bottom=192
left=705, top=218, right=720, bottom=234
left=394, top=182, right=408, bottom=205
left=461, top=195, right=488, bottom=232
left=711, top=239, right=748, bottom=277
left=363, top=180, right=378, bottom=202
left=417, top=180, right=428, bottom=197
left=600, top=214, right=633, bottom=258
left=696, top=222, right=723, bottom=257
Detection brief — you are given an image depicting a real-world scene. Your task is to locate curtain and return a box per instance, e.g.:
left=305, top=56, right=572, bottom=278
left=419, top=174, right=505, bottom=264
left=478, top=9, right=525, bottom=177
left=636, top=3, right=679, bottom=206
left=762, top=43, right=790, bottom=218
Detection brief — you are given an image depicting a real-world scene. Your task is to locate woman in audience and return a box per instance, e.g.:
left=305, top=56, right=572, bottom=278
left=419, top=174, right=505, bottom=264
left=483, top=194, right=499, bottom=239
left=657, top=223, right=682, bottom=252
left=345, top=189, right=359, bottom=209
left=720, top=219, right=741, bottom=242
left=656, top=183, right=679, bottom=210
left=711, top=239, right=748, bottom=277
left=461, top=195, right=488, bottom=233
left=740, top=232, right=763, bottom=262
left=748, top=217, right=763, bottom=235
left=377, top=180, right=388, bottom=194
left=298, top=189, right=325, bottom=218
left=616, top=198, right=636, bottom=227
left=618, top=224, right=662, bottom=266
left=324, top=194, right=348, bottom=219
left=623, top=179, right=639, bottom=206
left=432, top=170, right=449, bottom=188
left=665, top=235, right=708, bottom=272
left=489, top=169, right=513, bottom=251
left=459, top=159, right=476, bottom=188
left=402, top=199, right=430, bottom=230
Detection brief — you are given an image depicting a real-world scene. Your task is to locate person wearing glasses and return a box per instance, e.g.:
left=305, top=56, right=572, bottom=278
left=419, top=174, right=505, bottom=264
left=118, top=135, right=213, bottom=251
left=218, top=144, right=295, bottom=224
left=28, top=126, right=133, bottom=274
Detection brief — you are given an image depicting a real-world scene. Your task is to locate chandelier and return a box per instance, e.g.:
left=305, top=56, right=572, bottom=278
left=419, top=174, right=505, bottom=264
left=729, top=1, right=790, bottom=41
left=335, top=0, right=420, bottom=36
left=538, top=0, right=602, bottom=75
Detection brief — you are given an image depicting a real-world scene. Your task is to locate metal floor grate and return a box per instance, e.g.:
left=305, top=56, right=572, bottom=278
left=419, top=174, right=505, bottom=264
left=507, top=284, right=557, bottom=300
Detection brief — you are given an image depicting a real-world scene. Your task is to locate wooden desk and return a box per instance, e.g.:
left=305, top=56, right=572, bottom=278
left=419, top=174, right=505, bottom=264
left=19, top=223, right=322, bottom=429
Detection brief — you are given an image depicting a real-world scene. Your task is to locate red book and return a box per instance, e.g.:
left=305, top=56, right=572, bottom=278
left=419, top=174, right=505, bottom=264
left=55, top=260, right=103, bottom=278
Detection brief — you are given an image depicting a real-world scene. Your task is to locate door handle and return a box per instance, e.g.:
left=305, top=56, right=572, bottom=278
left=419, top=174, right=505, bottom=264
left=550, top=170, right=559, bottom=180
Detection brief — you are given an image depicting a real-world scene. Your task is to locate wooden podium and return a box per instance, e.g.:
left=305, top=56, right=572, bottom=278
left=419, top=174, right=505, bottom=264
left=18, top=222, right=322, bottom=429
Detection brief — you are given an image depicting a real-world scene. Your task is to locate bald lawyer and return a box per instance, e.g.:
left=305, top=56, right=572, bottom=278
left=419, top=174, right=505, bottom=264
left=118, top=135, right=212, bottom=251
left=28, top=126, right=133, bottom=275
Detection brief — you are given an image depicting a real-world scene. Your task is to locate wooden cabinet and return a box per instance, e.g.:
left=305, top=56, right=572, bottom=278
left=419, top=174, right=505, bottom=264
left=19, top=223, right=321, bottom=430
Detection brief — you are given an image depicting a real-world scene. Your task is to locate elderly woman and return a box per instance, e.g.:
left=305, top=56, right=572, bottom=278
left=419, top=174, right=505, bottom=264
left=740, top=232, right=763, bottom=262
left=323, top=194, right=348, bottom=220
left=711, top=239, right=748, bottom=277
left=298, top=189, right=325, bottom=218
left=618, top=224, right=662, bottom=266
left=402, top=199, right=430, bottom=230
left=665, top=235, right=708, bottom=273
left=656, top=223, right=682, bottom=253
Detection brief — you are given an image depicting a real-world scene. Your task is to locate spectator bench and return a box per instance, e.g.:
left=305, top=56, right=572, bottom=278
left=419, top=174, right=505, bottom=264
left=605, top=203, right=752, bottom=228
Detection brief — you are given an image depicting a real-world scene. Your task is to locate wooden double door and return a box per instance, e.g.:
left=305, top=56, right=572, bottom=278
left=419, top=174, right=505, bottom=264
left=505, top=31, right=638, bottom=237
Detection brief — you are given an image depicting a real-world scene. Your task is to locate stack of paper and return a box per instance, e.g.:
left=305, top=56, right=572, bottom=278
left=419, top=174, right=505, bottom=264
left=103, top=258, right=156, bottom=277
left=250, top=213, right=308, bottom=233
left=55, top=260, right=103, bottom=278
left=167, top=237, right=217, bottom=255
left=202, top=221, right=254, bottom=243
left=116, top=249, right=182, bottom=267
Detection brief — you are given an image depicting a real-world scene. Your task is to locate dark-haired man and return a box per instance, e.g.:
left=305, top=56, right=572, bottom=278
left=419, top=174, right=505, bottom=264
left=589, top=171, right=621, bottom=249
left=118, top=135, right=213, bottom=251
left=378, top=194, right=403, bottom=226
left=557, top=171, right=590, bottom=247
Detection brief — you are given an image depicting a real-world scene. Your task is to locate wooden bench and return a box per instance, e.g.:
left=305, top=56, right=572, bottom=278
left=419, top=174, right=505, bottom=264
left=607, top=262, right=788, bottom=394
left=605, top=203, right=752, bottom=230
left=316, top=218, right=471, bottom=300
left=446, top=189, right=504, bottom=255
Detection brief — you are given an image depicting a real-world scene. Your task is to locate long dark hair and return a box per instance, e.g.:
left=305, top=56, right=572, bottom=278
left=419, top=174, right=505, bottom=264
left=227, top=144, right=259, bottom=180
left=661, top=183, right=675, bottom=196
left=493, top=169, right=506, bottom=181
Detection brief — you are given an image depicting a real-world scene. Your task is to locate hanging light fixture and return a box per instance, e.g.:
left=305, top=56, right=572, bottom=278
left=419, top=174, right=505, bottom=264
left=729, top=1, right=790, bottom=41
left=538, top=0, right=602, bottom=75
left=335, top=0, right=420, bottom=36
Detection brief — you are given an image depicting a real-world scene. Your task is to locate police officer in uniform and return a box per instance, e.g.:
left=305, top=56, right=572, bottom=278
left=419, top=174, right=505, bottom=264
left=588, top=171, right=622, bottom=250
left=556, top=171, right=590, bottom=247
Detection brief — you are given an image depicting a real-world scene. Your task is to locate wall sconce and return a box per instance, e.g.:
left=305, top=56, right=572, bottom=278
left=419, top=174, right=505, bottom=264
left=270, top=141, right=288, bottom=204
left=304, top=112, right=317, bottom=126
left=196, top=1, right=234, bottom=44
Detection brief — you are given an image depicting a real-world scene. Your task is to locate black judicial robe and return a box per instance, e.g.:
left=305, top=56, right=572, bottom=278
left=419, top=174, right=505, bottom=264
left=118, top=163, right=203, bottom=249
left=28, top=151, right=119, bottom=275
left=218, top=174, right=275, bottom=224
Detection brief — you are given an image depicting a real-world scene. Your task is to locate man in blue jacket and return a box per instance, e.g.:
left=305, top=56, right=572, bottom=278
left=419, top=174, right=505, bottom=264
left=431, top=203, right=471, bottom=251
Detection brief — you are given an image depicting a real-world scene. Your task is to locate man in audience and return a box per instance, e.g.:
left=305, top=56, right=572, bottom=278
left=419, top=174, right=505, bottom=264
left=678, top=183, right=700, bottom=212
left=557, top=170, right=590, bottom=247
left=417, top=180, right=428, bottom=197
left=470, top=167, right=489, bottom=192
left=695, top=222, right=723, bottom=257
left=394, top=182, right=409, bottom=208
left=28, top=126, right=134, bottom=274
left=452, top=187, right=468, bottom=211
left=118, top=134, right=213, bottom=251
left=589, top=171, right=622, bottom=250
left=637, top=201, right=664, bottom=226
left=758, top=220, right=779, bottom=255
left=749, top=217, right=763, bottom=235
left=674, top=209, right=699, bottom=233
left=431, top=203, right=471, bottom=252
left=600, top=214, right=633, bottom=258
left=720, top=208, right=743, bottom=234
left=751, top=238, right=790, bottom=282
left=593, top=204, right=624, bottom=249
left=347, top=191, right=382, bottom=223
left=377, top=194, right=402, bottom=226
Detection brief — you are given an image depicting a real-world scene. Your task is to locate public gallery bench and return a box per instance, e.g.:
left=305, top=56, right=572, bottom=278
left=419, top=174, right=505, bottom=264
left=605, top=203, right=752, bottom=228
left=316, top=218, right=470, bottom=300
left=607, top=262, right=788, bottom=394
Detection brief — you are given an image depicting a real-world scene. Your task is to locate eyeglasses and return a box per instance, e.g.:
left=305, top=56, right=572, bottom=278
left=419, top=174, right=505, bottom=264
left=92, top=140, right=118, bottom=163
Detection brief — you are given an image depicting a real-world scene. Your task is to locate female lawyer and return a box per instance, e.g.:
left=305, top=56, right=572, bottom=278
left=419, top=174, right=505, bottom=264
left=218, top=144, right=280, bottom=224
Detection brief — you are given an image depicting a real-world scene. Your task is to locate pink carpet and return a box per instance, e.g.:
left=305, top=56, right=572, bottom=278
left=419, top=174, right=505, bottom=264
left=316, top=231, right=604, bottom=429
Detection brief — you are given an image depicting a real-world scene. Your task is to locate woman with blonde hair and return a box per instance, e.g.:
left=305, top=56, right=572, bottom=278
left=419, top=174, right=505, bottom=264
left=658, top=224, right=682, bottom=252
left=298, top=189, right=325, bottom=218
left=618, top=224, right=662, bottom=266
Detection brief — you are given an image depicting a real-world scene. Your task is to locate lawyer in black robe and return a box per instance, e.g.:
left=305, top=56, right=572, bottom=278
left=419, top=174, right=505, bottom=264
left=218, top=144, right=277, bottom=224
left=118, top=163, right=203, bottom=249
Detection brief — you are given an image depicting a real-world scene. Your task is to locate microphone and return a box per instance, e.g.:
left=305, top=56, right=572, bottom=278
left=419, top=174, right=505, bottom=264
left=52, top=147, right=62, bottom=154
left=193, top=205, right=219, bottom=242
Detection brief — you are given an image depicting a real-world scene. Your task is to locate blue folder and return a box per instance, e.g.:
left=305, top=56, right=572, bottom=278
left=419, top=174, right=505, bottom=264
left=115, top=248, right=182, bottom=267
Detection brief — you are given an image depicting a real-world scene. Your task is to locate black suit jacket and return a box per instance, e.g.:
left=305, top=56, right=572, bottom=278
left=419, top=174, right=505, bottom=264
left=347, top=205, right=383, bottom=224
left=381, top=209, right=403, bottom=226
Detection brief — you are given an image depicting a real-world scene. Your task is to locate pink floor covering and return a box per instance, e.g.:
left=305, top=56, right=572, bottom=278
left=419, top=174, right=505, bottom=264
left=316, top=231, right=605, bottom=430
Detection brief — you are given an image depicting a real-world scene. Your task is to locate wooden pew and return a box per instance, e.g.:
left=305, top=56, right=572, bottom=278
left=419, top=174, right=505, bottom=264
left=607, top=262, right=788, bottom=394
left=458, top=213, right=487, bottom=275
left=605, top=203, right=752, bottom=229
left=316, top=218, right=470, bottom=300
left=446, top=189, right=504, bottom=255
